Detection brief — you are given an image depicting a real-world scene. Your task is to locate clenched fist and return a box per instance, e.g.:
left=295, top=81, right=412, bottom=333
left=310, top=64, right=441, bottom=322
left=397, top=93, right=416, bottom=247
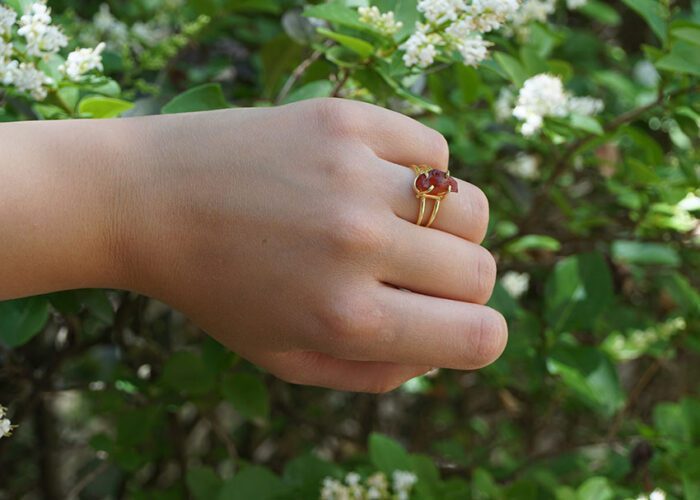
left=0, top=98, right=507, bottom=392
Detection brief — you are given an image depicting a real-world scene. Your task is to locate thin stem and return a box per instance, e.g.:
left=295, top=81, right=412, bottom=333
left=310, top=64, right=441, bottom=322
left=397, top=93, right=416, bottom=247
left=331, top=70, right=351, bottom=97
left=275, top=43, right=331, bottom=105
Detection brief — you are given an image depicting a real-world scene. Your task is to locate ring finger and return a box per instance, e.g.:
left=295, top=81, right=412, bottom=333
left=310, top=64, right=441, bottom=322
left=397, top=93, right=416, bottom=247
left=377, top=158, right=490, bottom=243
left=381, top=218, right=497, bottom=304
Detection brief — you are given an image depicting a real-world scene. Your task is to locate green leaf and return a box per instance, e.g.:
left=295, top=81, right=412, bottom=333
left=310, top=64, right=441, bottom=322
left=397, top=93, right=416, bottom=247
left=621, top=0, right=668, bottom=43
left=303, top=3, right=368, bottom=32
left=671, top=22, right=700, bottom=46
left=187, top=467, right=223, bottom=500
left=654, top=401, right=691, bottom=442
left=569, top=114, right=604, bottom=135
left=78, top=290, right=114, bottom=324
left=0, top=297, right=50, bottom=348
left=369, top=433, right=412, bottom=474
left=78, top=96, right=134, bottom=119
left=612, top=240, right=681, bottom=267
left=218, top=466, right=286, bottom=500
left=544, top=252, right=614, bottom=333
left=455, top=65, right=481, bottom=105
left=283, top=80, right=333, bottom=104
left=160, top=351, right=216, bottom=396
left=656, top=42, right=700, bottom=76
left=547, top=344, right=624, bottom=416
left=577, top=477, right=614, bottom=500
left=493, top=52, right=528, bottom=86
left=662, top=273, right=700, bottom=316
left=410, top=453, right=441, bottom=499
left=506, top=234, right=562, bottom=253
left=316, top=28, right=374, bottom=58
left=373, top=67, right=442, bottom=113
left=283, top=453, right=340, bottom=498
left=221, top=372, right=269, bottom=420
left=579, top=0, right=622, bottom=26
left=161, top=83, right=229, bottom=114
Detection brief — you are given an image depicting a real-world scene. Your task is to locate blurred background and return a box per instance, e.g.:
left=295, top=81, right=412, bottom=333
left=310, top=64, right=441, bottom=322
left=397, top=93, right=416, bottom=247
left=0, top=0, right=699, bottom=498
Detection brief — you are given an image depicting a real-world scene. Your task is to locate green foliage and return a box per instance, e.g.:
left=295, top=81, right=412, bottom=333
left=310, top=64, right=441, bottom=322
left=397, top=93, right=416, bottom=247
left=1, top=0, right=699, bottom=498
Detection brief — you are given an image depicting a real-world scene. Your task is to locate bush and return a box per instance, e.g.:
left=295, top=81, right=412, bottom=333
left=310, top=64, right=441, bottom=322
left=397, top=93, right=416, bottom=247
left=0, top=0, right=698, bottom=498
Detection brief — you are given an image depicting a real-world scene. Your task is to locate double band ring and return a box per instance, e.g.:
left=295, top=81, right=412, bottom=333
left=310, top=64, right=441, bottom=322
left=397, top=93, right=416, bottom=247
left=412, top=165, right=458, bottom=228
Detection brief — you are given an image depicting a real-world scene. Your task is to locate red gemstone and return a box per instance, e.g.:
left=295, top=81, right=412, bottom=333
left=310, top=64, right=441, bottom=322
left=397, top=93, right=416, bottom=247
left=415, top=169, right=458, bottom=195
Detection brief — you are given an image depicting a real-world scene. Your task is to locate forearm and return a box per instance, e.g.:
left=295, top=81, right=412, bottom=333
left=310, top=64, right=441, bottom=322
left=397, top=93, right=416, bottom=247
left=0, top=118, right=139, bottom=300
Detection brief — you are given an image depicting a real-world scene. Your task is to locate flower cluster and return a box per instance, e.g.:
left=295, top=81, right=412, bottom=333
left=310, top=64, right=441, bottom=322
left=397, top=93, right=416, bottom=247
left=0, top=405, right=15, bottom=439
left=396, top=0, right=521, bottom=69
left=503, top=73, right=604, bottom=136
left=358, top=6, right=403, bottom=36
left=509, top=0, right=555, bottom=35
left=59, top=42, right=105, bottom=81
left=320, top=470, right=417, bottom=500
left=508, top=0, right=586, bottom=38
left=0, top=1, right=106, bottom=101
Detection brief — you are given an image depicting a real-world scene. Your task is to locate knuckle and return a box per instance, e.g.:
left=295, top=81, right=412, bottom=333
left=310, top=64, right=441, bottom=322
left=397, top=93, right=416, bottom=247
left=319, top=291, right=388, bottom=357
left=471, top=310, right=508, bottom=368
left=326, top=211, right=390, bottom=257
left=310, top=98, right=360, bottom=138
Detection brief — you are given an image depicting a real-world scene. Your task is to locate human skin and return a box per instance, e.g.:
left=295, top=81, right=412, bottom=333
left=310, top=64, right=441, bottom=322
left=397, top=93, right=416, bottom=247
left=0, top=98, right=507, bottom=393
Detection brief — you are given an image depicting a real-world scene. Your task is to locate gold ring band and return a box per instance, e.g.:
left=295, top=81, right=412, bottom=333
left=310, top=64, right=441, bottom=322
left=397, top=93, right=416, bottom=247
left=412, top=165, right=458, bottom=228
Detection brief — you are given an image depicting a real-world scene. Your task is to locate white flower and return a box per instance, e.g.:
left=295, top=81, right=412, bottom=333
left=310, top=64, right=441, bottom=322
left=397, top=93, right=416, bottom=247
left=0, top=58, right=18, bottom=85
left=0, top=4, right=17, bottom=37
left=649, top=489, right=667, bottom=500
left=131, top=21, right=169, bottom=47
left=93, top=4, right=129, bottom=45
left=567, top=96, right=604, bottom=116
left=567, top=0, right=588, bottom=9
left=344, top=472, right=361, bottom=487
left=60, top=42, right=105, bottom=81
left=17, top=1, right=67, bottom=58
left=677, top=193, right=700, bottom=212
left=502, top=271, right=530, bottom=298
left=509, top=0, right=556, bottom=36
left=513, top=73, right=568, bottom=135
left=392, top=470, right=417, bottom=497
left=467, top=0, right=520, bottom=32
left=358, top=6, right=403, bottom=36
left=0, top=39, right=13, bottom=61
left=507, top=153, right=539, bottom=179
left=634, top=60, right=660, bottom=88
left=454, top=35, right=491, bottom=66
left=0, top=405, right=14, bottom=439
left=417, top=0, right=466, bottom=25
left=444, top=20, right=493, bottom=65
left=401, top=25, right=441, bottom=68
left=320, top=477, right=350, bottom=500
left=366, top=472, right=388, bottom=491
left=511, top=74, right=603, bottom=135
left=637, top=490, right=668, bottom=500
left=12, top=61, right=53, bottom=100
left=495, top=87, right=515, bottom=121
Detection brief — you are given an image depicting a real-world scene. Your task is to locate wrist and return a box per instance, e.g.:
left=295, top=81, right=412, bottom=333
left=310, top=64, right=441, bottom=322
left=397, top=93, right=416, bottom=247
left=0, top=118, right=146, bottom=298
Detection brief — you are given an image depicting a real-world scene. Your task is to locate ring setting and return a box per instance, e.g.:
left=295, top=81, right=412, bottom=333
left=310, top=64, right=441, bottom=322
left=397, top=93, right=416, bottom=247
left=412, top=165, right=458, bottom=228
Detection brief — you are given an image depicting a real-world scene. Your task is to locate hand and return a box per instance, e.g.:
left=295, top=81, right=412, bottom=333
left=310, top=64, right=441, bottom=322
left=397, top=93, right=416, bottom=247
left=112, top=98, right=509, bottom=392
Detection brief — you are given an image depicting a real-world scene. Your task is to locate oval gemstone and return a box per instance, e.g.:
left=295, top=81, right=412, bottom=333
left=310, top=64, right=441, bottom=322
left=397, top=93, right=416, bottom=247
left=415, top=169, right=458, bottom=195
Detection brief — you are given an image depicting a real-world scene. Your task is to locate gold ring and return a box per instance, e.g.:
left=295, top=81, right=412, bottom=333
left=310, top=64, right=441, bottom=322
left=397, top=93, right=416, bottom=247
left=412, top=165, right=458, bottom=227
